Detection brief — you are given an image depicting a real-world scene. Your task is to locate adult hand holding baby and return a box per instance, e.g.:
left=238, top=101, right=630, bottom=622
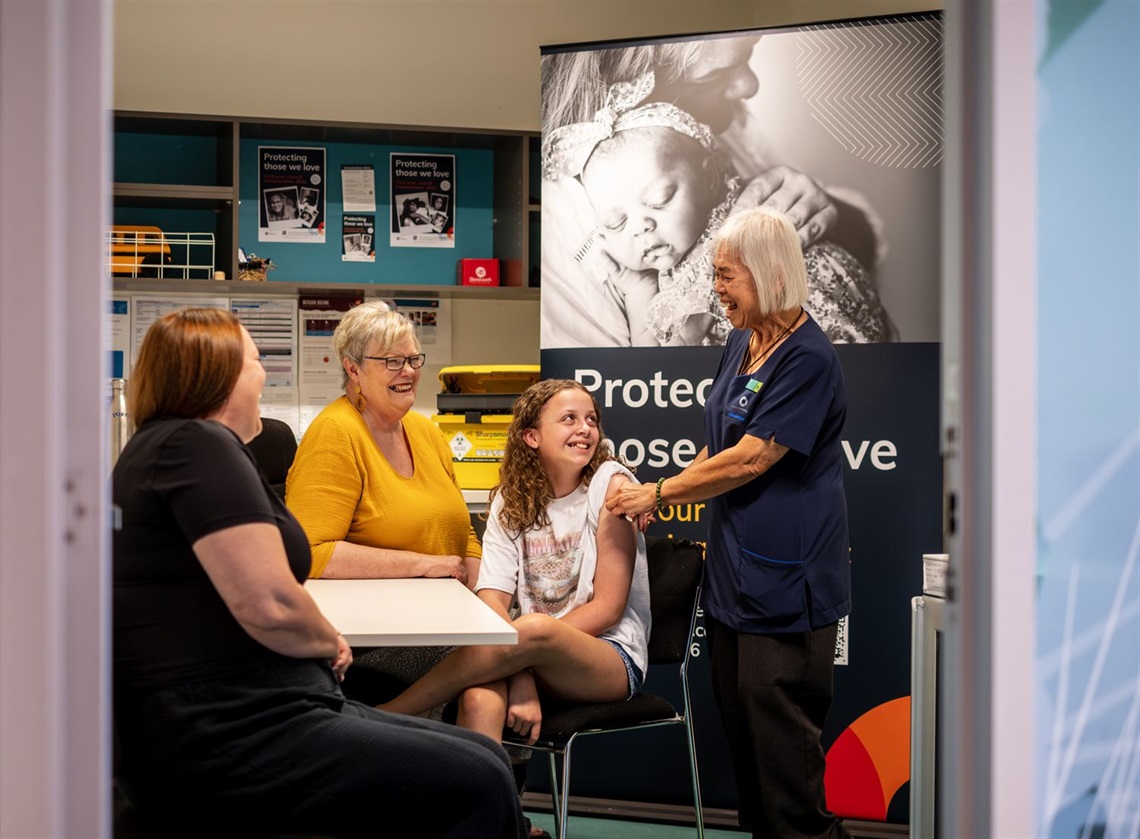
left=734, top=164, right=838, bottom=251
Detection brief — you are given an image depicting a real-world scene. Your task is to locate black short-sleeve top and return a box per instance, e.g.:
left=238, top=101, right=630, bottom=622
left=113, top=418, right=313, bottom=690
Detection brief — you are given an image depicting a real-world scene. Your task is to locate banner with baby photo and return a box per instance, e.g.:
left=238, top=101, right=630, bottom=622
left=539, top=11, right=943, bottom=827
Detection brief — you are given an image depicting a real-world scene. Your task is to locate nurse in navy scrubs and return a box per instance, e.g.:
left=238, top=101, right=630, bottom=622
left=605, top=206, right=852, bottom=839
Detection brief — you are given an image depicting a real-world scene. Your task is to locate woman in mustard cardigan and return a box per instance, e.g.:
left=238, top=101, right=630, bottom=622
left=286, top=301, right=480, bottom=695
left=288, top=300, right=543, bottom=837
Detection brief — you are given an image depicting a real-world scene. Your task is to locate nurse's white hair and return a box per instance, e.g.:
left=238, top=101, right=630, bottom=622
left=712, top=207, right=809, bottom=317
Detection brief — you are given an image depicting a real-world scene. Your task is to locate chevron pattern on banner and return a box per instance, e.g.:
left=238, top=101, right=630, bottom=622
left=795, top=15, right=943, bottom=168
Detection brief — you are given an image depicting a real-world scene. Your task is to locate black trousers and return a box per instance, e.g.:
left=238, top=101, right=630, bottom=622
left=708, top=619, right=850, bottom=839
left=116, top=659, right=526, bottom=839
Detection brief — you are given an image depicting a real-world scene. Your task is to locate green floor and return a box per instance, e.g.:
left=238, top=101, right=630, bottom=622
left=524, top=811, right=745, bottom=838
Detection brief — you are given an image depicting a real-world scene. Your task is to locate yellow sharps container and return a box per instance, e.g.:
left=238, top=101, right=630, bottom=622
left=431, top=365, right=541, bottom=490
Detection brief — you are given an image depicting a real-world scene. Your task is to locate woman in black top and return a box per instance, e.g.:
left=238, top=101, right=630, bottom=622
left=113, top=308, right=525, bottom=839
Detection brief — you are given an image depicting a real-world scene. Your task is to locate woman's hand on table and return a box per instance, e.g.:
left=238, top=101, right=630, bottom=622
left=417, top=554, right=469, bottom=585
left=330, top=634, right=353, bottom=681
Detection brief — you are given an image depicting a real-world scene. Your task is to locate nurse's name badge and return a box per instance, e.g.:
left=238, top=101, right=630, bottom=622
left=745, top=378, right=762, bottom=393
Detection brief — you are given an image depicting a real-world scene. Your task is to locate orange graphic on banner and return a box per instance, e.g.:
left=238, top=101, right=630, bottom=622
left=824, top=696, right=911, bottom=821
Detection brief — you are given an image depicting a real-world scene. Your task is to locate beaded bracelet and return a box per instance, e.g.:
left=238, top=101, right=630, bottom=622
left=655, top=476, right=666, bottom=514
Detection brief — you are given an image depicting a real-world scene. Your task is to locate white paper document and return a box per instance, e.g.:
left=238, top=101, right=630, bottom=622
left=342, top=164, right=377, bottom=212
left=131, top=295, right=229, bottom=367
left=231, top=298, right=300, bottom=434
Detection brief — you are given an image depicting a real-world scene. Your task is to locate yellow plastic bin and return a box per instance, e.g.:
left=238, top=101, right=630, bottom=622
left=432, top=365, right=540, bottom=490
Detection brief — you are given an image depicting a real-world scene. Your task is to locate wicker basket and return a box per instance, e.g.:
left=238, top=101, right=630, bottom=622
left=238, top=256, right=273, bottom=282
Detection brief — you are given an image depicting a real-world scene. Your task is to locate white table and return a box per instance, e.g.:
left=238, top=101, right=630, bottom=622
left=305, top=577, right=517, bottom=647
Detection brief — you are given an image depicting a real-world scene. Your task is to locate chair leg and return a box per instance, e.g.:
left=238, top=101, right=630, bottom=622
left=558, top=741, right=574, bottom=839
left=546, top=752, right=562, bottom=839
left=684, top=718, right=705, bottom=839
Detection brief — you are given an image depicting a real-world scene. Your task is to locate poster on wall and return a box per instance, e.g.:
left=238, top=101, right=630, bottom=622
left=378, top=297, right=452, bottom=366
left=389, top=153, right=455, bottom=247
left=539, top=12, right=943, bottom=823
left=109, top=298, right=130, bottom=380
left=130, top=294, right=229, bottom=365
left=258, top=146, right=326, bottom=243
left=341, top=163, right=377, bottom=212
left=230, top=298, right=300, bottom=435
left=342, top=214, right=376, bottom=262
left=297, top=293, right=362, bottom=434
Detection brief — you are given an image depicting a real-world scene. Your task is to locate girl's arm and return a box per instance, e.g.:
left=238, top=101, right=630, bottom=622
left=463, top=554, right=481, bottom=590
left=478, top=587, right=516, bottom=623
left=559, top=475, right=638, bottom=637
left=193, top=522, right=341, bottom=661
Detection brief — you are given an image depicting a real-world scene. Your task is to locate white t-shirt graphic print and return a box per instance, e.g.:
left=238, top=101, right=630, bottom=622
left=477, top=460, right=651, bottom=677
left=521, top=516, right=585, bottom=617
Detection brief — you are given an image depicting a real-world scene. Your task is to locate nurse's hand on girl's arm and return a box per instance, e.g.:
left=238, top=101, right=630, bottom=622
left=604, top=479, right=658, bottom=520
left=632, top=511, right=655, bottom=532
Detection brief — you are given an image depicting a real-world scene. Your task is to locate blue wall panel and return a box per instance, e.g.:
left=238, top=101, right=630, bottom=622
left=238, top=138, right=494, bottom=285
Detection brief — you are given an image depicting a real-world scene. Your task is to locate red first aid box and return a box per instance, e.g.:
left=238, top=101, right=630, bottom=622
left=457, top=258, right=500, bottom=287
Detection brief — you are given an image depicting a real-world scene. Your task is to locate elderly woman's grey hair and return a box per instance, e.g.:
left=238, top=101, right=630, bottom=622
left=712, top=207, right=809, bottom=318
left=331, top=301, right=420, bottom=389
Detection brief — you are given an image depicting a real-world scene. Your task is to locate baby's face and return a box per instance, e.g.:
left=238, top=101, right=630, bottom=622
left=581, top=140, right=713, bottom=274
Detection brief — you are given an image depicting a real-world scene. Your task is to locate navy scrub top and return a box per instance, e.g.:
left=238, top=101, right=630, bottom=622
left=702, top=316, right=852, bottom=634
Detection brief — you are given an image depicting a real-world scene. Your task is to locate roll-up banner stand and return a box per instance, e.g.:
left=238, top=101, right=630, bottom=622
left=539, top=12, right=943, bottom=826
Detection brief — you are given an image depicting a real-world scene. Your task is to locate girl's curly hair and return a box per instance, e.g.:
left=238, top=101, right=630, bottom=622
left=489, top=379, right=613, bottom=535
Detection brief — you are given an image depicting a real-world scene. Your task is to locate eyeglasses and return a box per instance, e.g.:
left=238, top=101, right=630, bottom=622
left=363, top=353, right=426, bottom=370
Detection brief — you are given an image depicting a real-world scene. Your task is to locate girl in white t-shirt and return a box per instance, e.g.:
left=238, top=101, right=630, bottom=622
left=378, top=379, right=651, bottom=748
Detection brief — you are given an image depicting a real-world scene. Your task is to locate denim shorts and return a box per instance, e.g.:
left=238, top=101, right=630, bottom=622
left=603, top=639, right=644, bottom=699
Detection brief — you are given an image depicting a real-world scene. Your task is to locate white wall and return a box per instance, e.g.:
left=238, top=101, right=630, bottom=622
left=0, top=2, right=111, bottom=836
left=114, top=0, right=940, bottom=131
left=113, top=0, right=939, bottom=369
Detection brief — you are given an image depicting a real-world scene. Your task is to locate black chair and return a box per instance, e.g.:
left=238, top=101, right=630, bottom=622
left=246, top=417, right=298, bottom=500
left=507, top=536, right=705, bottom=839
